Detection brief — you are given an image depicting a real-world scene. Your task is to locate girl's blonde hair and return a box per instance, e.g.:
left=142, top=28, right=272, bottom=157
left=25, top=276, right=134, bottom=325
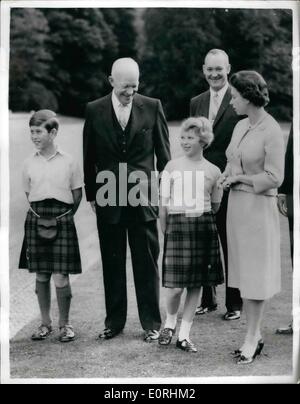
left=181, top=117, right=214, bottom=148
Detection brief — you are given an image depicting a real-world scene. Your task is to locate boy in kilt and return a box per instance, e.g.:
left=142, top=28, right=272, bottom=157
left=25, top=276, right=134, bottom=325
left=19, top=110, right=83, bottom=342
left=159, top=117, right=224, bottom=352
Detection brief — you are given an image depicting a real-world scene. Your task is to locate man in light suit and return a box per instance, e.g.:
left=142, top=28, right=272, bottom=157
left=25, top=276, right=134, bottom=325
left=190, top=49, right=243, bottom=320
left=83, top=58, right=170, bottom=341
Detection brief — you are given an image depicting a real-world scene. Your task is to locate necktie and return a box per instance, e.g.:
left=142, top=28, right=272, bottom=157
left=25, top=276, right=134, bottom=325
left=210, top=92, right=219, bottom=123
left=118, top=104, right=129, bottom=130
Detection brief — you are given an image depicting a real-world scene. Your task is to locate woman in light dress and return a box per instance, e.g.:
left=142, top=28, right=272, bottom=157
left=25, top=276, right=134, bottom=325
left=219, top=71, right=285, bottom=364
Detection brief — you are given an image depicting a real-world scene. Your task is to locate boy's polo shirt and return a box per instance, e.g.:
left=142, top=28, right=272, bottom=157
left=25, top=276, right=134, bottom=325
left=23, top=147, right=83, bottom=204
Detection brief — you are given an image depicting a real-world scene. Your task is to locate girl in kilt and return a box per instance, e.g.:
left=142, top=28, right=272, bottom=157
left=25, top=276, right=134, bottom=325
left=19, top=110, right=83, bottom=342
left=159, top=117, right=224, bottom=352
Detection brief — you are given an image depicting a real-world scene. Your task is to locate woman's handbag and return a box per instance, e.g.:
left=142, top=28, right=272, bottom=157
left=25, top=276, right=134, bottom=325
left=30, top=206, right=72, bottom=243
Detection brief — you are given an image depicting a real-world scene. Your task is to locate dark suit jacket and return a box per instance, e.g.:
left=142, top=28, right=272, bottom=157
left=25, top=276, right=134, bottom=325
left=190, top=87, right=242, bottom=172
left=83, top=92, right=170, bottom=224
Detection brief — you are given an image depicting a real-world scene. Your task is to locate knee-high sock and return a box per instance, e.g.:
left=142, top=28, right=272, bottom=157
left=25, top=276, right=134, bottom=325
left=164, top=313, right=178, bottom=330
left=178, top=319, right=193, bottom=342
left=56, top=284, right=72, bottom=328
left=35, top=280, right=51, bottom=326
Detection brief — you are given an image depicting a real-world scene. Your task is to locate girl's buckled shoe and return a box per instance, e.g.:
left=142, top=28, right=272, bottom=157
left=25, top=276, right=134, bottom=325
left=176, top=339, right=197, bottom=353
left=158, top=328, right=176, bottom=345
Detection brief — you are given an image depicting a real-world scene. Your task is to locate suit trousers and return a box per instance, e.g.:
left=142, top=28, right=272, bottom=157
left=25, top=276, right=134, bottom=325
left=96, top=217, right=161, bottom=332
left=201, top=191, right=243, bottom=312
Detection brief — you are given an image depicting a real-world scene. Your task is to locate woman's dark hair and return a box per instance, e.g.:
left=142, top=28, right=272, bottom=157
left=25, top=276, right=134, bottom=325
left=230, top=71, right=269, bottom=107
left=29, top=109, right=59, bottom=132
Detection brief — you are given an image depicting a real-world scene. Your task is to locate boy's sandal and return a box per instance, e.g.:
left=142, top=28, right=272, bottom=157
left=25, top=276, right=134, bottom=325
left=158, top=328, right=176, bottom=345
left=59, top=325, right=75, bottom=342
left=31, top=324, right=53, bottom=341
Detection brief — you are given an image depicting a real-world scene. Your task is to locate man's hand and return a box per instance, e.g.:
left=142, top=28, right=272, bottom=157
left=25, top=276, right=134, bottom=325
left=90, top=201, right=96, bottom=213
left=277, top=194, right=288, bottom=216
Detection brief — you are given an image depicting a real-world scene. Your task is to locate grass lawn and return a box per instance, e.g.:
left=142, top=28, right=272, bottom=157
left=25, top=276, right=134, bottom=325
left=8, top=113, right=294, bottom=382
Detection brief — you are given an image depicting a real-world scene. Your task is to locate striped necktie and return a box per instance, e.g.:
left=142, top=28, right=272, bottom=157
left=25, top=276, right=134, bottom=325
left=209, top=92, right=219, bottom=123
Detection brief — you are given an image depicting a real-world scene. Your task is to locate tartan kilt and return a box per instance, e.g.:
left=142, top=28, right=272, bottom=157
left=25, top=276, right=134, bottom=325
left=162, top=212, right=224, bottom=288
left=19, top=199, right=82, bottom=274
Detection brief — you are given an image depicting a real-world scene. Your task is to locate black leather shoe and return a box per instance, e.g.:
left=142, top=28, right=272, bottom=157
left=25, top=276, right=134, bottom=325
left=144, top=329, right=160, bottom=342
left=223, top=310, right=241, bottom=320
left=276, top=324, right=293, bottom=335
left=98, top=328, right=122, bottom=340
left=195, top=304, right=217, bottom=315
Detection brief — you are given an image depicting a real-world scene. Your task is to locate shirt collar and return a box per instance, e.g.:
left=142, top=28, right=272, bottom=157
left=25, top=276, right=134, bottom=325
left=210, top=82, right=229, bottom=100
left=34, top=145, right=63, bottom=160
left=111, top=90, right=132, bottom=111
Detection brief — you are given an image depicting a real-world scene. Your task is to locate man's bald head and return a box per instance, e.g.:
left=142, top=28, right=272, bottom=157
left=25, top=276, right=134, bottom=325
left=111, top=58, right=140, bottom=80
left=109, top=58, right=140, bottom=105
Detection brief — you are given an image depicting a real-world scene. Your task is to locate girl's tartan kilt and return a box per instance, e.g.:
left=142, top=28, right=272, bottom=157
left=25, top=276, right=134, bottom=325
left=19, top=199, right=82, bottom=274
left=162, top=212, right=224, bottom=288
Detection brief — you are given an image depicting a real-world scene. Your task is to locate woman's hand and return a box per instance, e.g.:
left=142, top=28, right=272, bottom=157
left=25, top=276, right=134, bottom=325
left=217, top=174, right=228, bottom=189
left=221, top=175, right=240, bottom=189
left=277, top=194, right=288, bottom=216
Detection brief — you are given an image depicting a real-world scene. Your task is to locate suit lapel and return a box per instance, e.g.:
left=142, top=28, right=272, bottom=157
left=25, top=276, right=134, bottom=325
left=213, top=87, right=231, bottom=128
left=199, top=91, right=210, bottom=118
left=126, top=94, right=144, bottom=149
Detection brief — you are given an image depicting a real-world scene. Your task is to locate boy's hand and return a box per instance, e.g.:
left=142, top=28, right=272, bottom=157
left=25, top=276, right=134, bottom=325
left=90, top=201, right=96, bottom=213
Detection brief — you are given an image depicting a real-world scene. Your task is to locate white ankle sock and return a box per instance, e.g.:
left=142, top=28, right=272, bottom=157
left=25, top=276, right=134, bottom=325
left=164, top=313, right=178, bottom=330
left=178, top=319, right=193, bottom=341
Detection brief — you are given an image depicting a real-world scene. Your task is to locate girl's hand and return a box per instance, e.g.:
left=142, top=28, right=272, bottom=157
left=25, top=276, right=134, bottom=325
left=160, top=220, right=167, bottom=235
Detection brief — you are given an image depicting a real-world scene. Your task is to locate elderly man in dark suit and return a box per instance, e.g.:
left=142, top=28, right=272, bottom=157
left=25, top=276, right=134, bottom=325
left=190, top=49, right=243, bottom=320
left=83, top=58, right=170, bottom=341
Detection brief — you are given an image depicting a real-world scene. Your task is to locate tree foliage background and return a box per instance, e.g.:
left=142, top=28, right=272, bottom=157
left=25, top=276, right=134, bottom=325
left=9, top=7, right=293, bottom=120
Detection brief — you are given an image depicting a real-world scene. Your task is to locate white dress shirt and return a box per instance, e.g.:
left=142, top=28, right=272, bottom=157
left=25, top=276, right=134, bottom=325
left=111, top=91, right=132, bottom=130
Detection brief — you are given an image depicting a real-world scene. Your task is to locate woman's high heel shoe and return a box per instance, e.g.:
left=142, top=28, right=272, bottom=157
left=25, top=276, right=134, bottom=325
left=256, top=339, right=264, bottom=355
left=237, top=339, right=264, bottom=365
left=230, top=348, right=242, bottom=358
